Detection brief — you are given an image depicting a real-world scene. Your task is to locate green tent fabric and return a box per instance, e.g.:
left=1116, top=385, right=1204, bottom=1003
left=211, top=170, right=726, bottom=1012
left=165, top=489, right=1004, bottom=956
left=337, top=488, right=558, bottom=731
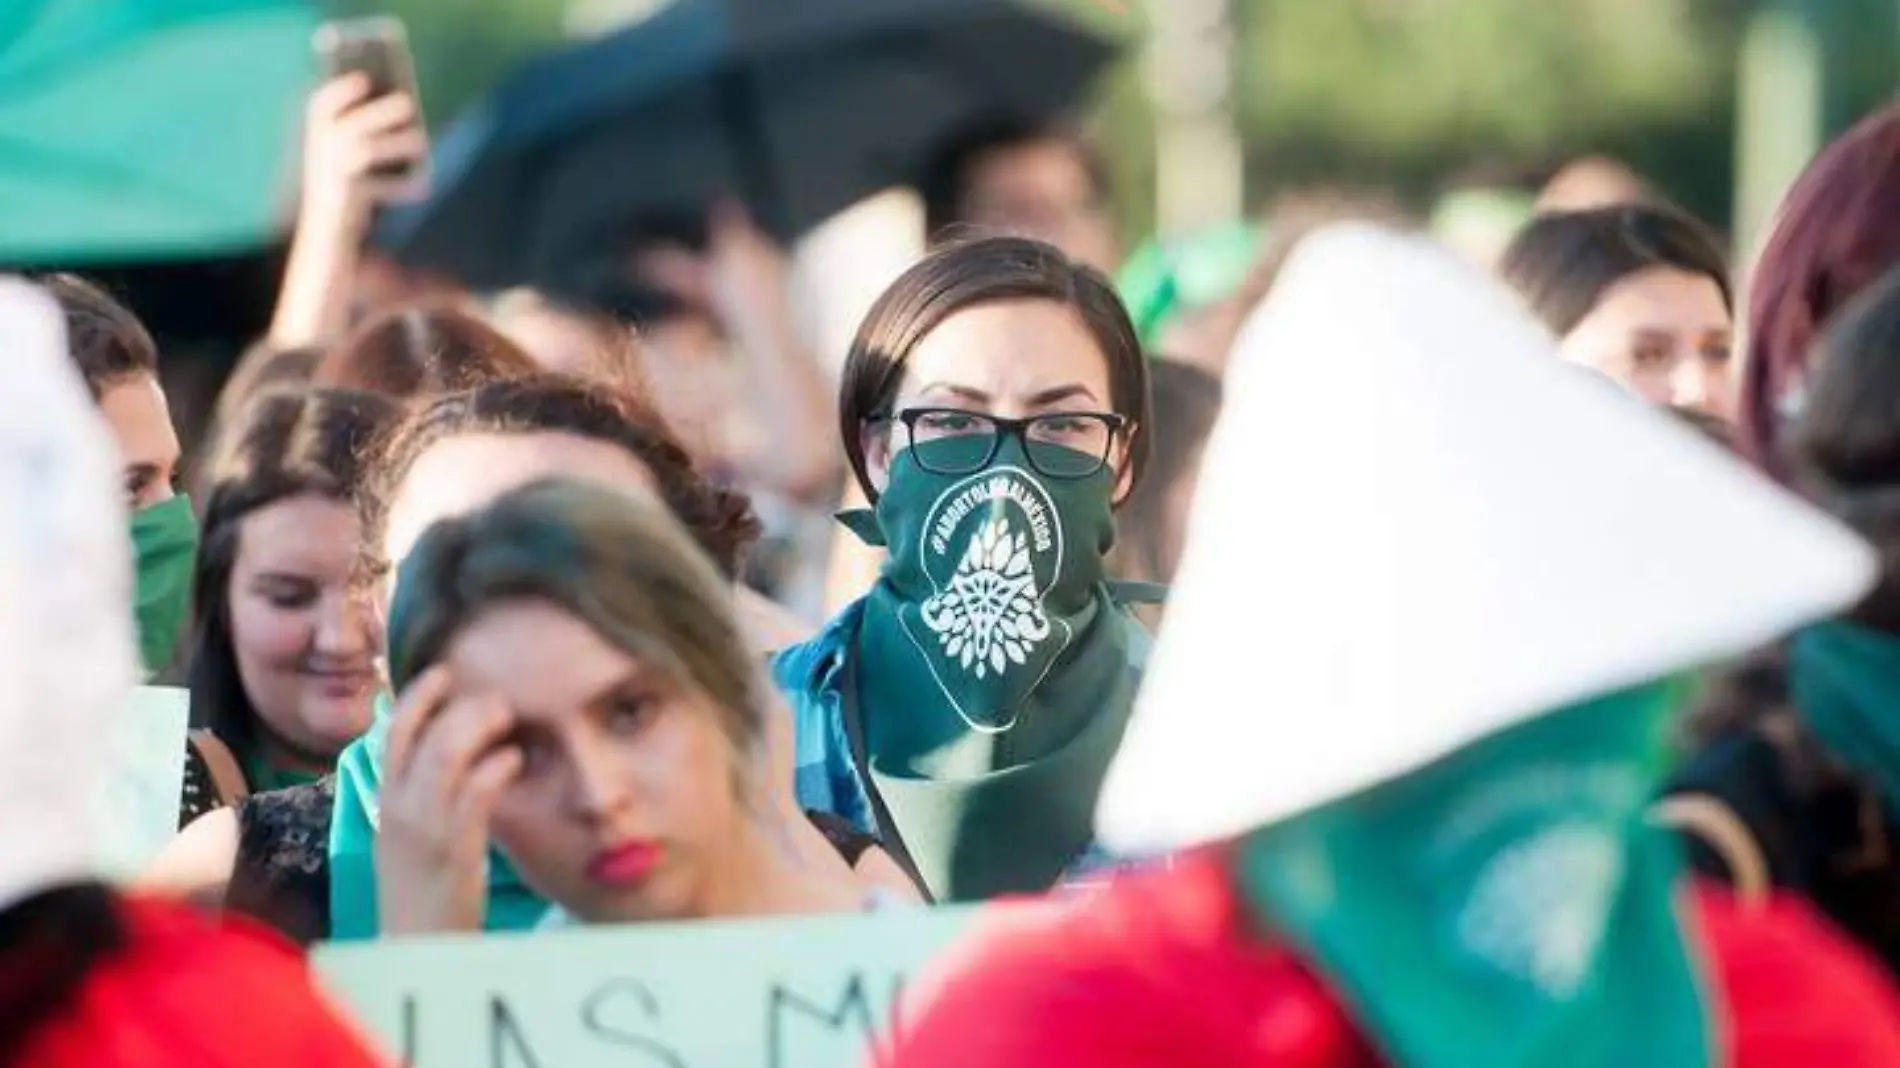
left=0, top=0, right=317, bottom=263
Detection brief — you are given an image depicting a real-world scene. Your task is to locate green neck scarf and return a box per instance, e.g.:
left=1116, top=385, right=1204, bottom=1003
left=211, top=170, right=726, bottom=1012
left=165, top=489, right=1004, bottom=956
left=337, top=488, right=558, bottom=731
left=130, top=494, right=198, bottom=676
left=846, top=436, right=1143, bottom=902
left=1790, top=619, right=1900, bottom=813
left=1237, top=682, right=1711, bottom=1068
left=327, top=693, right=549, bottom=941
left=243, top=752, right=322, bottom=794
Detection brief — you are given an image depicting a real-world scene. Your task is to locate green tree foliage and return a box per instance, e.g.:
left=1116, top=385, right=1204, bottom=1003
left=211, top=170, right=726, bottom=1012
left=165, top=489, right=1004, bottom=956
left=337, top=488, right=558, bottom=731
left=1232, top=0, right=1734, bottom=209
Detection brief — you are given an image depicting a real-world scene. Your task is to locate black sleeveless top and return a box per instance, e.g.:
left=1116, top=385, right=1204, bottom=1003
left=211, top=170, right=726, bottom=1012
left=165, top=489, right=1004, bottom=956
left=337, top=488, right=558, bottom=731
left=177, top=743, right=220, bottom=829
left=227, top=780, right=334, bottom=947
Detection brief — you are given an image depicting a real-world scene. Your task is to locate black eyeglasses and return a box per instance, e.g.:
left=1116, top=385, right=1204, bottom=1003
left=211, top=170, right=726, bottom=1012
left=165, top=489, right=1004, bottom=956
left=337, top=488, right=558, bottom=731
left=890, top=407, right=1126, bottom=479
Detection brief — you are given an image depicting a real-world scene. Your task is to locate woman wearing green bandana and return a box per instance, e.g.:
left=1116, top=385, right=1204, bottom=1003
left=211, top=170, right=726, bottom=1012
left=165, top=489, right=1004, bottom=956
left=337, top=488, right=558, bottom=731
left=1670, top=265, right=1900, bottom=981
left=881, top=228, right=1900, bottom=1068
left=775, top=235, right=1156, bottom=903
left=38, top=275, right=195, bottom=677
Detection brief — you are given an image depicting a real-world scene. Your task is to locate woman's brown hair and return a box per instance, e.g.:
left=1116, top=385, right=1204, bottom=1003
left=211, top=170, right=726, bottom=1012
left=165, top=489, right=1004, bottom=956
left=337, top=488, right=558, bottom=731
left=1499, top=205, right=1732, bottom=338
left=361, top=375, right=760, bottom=582
left=838, top=235, right=1150, bottom=501
left=488, top=286, right=651, bottom=393
left=386, top=478, right=766, bottom=765
left=35, top=274, right=158, bottom=399
left=314, top=302, right=539, bottom=400
left=187, top=387, right=403, bottom=761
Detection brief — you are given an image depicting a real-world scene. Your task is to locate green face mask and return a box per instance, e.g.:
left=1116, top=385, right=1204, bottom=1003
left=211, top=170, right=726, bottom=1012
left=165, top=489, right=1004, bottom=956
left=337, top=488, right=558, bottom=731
left=852, top=434, right=1117, bottom=729
left=846, top=435, right=1144, bottom=900
left=1238, top=681, right=1710, bottom=1068
left=130, top=494, right=198, bottom=676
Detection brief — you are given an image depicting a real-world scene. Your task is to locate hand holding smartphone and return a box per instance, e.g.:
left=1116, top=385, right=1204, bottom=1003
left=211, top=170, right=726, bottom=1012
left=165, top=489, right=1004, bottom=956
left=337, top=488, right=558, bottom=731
left=311, top=17, right=430, bottom=196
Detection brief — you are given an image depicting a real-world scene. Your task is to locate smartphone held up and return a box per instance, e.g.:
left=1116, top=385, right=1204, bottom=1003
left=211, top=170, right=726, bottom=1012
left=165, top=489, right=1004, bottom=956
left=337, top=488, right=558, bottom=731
left=312, top=17, right=431, bottom=195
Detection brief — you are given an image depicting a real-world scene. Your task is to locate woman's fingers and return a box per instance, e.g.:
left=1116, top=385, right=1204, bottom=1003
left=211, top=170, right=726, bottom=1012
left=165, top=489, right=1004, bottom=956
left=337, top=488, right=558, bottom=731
left=338, top=91, right=419, bottom=138
left=401, top=694, right=516, bottom=820
left=367, top=172, right=432, bottom=206
left=308, top=73, right=372, bottom=123
left=383, top=665, right=454, bottom=784
left=453, top=746, right=524, bottom=839
left=365, top=127, right=430, bottom=168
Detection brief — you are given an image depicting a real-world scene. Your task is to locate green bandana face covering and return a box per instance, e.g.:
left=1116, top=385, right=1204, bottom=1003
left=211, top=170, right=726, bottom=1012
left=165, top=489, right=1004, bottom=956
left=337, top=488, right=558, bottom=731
left=847, top=435, right=1145, bottom=900
left=1236, top=681, right=1711, bottom=1068
left=130, top=494, right=198, bottom=676
left=854, top=434, right=1116, bottom=728
left=1791, top=620, right=1900, bottom=812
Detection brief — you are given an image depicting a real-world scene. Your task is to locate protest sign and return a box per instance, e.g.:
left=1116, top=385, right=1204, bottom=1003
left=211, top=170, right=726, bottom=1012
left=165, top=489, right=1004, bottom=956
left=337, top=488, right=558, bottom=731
left=93, top=685, right=189, bottom=874
left=317, top=904, right=988, bottom=1068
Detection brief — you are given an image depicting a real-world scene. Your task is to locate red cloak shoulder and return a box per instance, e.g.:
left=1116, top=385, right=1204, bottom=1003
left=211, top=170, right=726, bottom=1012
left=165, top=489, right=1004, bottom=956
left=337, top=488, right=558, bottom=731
left=885, top=851, right=1900, bottom=1068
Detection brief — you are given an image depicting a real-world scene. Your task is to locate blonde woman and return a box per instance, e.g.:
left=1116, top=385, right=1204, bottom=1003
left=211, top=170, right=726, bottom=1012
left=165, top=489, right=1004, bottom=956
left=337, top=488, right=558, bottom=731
left=374, top=478, right=881, bottom=931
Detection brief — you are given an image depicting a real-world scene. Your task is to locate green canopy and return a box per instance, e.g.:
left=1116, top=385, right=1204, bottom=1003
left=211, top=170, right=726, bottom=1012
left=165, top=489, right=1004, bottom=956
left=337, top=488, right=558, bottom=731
left=0, top=0, right=317, bottom=263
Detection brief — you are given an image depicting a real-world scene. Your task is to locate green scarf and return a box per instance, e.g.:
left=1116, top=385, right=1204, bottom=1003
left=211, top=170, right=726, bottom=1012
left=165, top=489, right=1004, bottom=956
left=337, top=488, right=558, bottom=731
left=328, top=693, right=549, bottom=941
left=1238, top=681, right=1712, bottom=1068
left=130, top=494, right=197, bottom=676
left=242, top=753, right=322, bottom=794
left=1790, top=619, right=1900, bottom=813
left=848, top=435, right=1143, bottom=901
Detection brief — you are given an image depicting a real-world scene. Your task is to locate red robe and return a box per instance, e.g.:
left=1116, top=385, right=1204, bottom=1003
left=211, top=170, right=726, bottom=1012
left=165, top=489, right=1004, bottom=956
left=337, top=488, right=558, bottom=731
left=13, top=895, right=387, bottom=1067
left=883, top=850, right=1900, bottom=1068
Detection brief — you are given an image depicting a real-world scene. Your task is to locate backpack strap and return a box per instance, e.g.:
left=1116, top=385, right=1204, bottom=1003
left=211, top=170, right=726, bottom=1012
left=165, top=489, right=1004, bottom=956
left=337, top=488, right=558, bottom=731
left=1651, top=793, right=1770, bottom=908
left=188, top=730, right=251, bottom=809
left=1105, top=579, right=1169, bottom=607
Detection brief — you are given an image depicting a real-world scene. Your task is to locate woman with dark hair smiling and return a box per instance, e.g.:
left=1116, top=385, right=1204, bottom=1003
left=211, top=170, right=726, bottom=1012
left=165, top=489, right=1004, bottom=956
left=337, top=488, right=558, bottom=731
left=1499, top=204, right=1734, bottom=419
left=178, top=387, right=401, bottom=826
left=777, top=235, right=1154, bottom=902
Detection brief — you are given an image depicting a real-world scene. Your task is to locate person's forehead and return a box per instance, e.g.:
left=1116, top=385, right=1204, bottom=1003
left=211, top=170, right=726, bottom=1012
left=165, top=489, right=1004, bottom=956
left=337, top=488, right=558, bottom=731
left=901, top=301, right=1109, bottom=390
left=234, top=496, right=361, bottom=575
left=444, top=599, right=633, bottom=720
left=1597, top=268, right=1729, bottom=318
left=388, top=432, right=657, bottom=555
left=96, top=375, right=178, bottom=460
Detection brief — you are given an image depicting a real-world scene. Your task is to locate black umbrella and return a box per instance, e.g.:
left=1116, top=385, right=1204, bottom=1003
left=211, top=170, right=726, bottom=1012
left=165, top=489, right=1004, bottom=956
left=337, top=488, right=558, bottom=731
left=378, top=0, right=1120, bottom=290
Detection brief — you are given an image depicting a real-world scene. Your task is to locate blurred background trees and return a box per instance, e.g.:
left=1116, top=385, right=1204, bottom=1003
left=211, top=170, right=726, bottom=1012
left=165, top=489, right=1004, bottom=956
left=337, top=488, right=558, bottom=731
left=337, top=0, right=1896, bottom=242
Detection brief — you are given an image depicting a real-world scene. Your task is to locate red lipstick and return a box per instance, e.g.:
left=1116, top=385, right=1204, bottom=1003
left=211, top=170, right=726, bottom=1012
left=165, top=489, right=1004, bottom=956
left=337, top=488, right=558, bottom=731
left=588, top=840, right=663, bottom=886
